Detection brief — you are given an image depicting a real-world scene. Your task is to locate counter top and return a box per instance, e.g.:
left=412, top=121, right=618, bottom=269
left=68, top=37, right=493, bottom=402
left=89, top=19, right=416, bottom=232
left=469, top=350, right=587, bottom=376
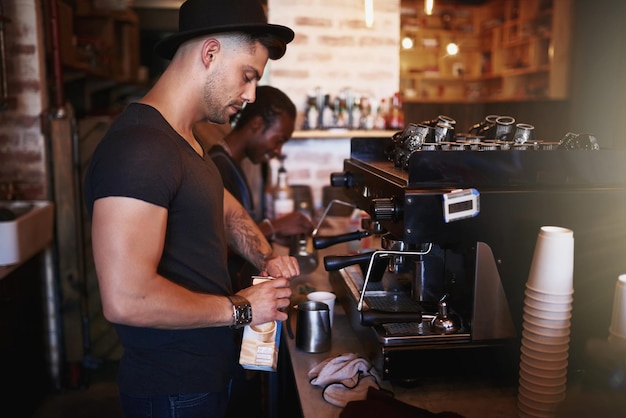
left=284, top=306, right=520, bottom=418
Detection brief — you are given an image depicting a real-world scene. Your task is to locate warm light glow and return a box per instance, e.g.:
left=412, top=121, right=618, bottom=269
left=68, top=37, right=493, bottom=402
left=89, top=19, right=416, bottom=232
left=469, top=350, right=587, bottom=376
left=401, top=36, right=414, bottom=49
left=365, top=0, right=374, bottom=28
left=446, top=42, right=459, bottom=55
left=424, top=0, right=434, bottom=16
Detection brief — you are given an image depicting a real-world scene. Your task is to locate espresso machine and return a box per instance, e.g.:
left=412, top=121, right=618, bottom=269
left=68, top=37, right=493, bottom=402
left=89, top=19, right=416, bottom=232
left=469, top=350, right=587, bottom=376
left=314, top=128, right=626, bottom=382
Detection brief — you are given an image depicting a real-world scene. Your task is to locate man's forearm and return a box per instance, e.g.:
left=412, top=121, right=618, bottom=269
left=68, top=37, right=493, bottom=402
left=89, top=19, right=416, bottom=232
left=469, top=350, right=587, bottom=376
left=225, top=208, right=273, bottom=271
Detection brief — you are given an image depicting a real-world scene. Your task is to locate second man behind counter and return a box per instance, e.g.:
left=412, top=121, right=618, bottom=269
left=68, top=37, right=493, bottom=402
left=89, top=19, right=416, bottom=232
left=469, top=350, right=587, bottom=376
left=197, top=85, right=315, bottom=292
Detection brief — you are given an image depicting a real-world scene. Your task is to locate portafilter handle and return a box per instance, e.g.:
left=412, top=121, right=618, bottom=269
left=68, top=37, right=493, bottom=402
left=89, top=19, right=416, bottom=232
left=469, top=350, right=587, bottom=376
left=323, top=251, right=376, bottom=271
left=313, top=230, right=371, bottom=250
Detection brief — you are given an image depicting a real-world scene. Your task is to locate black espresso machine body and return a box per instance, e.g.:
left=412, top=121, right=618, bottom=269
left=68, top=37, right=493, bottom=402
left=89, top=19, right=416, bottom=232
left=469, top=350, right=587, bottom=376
left=324, top=136, right=626, bottom=382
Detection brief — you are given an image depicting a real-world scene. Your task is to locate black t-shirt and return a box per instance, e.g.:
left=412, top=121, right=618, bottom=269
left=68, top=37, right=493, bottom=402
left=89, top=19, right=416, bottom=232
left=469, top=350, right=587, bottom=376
left=209, top=144, right=260, bottom=291
left=84, top=103, right=236, bottom=395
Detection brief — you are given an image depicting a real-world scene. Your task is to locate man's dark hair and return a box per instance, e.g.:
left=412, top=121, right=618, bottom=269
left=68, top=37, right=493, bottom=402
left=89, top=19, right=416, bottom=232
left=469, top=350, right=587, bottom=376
left=233, top=85, right=296, bottom=132
left=248, top=32, right=289, bottom=60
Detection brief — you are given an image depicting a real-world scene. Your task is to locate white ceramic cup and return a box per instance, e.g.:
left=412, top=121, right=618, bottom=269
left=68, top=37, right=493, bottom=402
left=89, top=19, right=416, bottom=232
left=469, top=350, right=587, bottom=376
left=307, top=291, right=336, bottom=326
left=526, top=226, right=574, bottom=295
left=609, top=274, right=626, bottom=339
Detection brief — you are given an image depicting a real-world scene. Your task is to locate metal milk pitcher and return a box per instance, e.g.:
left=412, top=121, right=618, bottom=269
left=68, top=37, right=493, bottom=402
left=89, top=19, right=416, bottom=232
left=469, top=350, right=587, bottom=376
left=295, top=300, right=331, bottom=353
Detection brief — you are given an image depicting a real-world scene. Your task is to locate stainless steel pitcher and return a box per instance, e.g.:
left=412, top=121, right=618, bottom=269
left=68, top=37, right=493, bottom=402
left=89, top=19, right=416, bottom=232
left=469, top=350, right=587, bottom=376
left=295, top=300, right=331, bottom=353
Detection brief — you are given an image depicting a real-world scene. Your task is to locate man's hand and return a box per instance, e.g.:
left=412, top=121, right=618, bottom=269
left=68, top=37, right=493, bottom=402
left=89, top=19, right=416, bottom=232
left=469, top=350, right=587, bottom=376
left=238, top=277, right=292, bottom=323
left=262, top=255, right=300, bottom=279
left=271, top=212, right=315, bottom=246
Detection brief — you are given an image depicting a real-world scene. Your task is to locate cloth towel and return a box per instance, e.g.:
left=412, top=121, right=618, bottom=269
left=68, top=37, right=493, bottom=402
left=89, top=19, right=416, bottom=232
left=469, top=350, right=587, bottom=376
left=308, top=353, right=382, bottom=407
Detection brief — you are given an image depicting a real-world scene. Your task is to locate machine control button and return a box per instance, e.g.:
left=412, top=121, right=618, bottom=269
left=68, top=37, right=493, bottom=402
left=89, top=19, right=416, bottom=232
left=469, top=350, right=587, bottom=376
left=371, top=197, right=398, bottom=221
left=330, top=171, right=353, bottom=187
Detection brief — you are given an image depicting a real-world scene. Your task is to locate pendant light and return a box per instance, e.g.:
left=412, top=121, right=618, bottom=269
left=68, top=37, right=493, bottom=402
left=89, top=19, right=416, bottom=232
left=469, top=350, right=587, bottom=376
left=364, top=0, right=374, bottom=28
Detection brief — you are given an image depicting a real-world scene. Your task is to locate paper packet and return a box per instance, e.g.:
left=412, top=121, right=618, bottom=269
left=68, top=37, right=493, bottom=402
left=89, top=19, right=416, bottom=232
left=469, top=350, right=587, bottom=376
left=238, top=276, right=281, bottom=372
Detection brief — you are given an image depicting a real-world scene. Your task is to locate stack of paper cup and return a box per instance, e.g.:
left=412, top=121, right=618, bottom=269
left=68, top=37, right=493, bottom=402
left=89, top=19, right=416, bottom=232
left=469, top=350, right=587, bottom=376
left=518, top=226, right=574, bottom=418
left=608, top=274, right=626, bottom=347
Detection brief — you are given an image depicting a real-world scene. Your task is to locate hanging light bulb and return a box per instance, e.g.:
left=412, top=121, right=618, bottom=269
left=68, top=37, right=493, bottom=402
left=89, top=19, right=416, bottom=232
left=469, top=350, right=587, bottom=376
left=446, top=42, right=459, bottom=55
left=424, top=0, right=434, bottom=16
left=364, top=0, right=374, bottom=28
left=401, top=36, right=414, bottom=50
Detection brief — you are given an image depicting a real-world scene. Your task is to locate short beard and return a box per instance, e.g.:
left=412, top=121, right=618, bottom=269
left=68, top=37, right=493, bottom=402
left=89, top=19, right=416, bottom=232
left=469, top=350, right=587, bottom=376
left=202, top=69, right=229, bottom=125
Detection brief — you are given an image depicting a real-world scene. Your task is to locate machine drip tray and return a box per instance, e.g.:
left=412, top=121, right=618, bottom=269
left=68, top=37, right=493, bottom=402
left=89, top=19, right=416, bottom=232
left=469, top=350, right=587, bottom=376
left=334, top=265, right=471, bottom=347
left=374, top=319, right=470, bottom=346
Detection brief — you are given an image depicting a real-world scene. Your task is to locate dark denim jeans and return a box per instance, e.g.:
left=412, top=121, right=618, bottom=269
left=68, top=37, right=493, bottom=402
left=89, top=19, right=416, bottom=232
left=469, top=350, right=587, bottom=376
left=119, top=390, right=229, bottom=418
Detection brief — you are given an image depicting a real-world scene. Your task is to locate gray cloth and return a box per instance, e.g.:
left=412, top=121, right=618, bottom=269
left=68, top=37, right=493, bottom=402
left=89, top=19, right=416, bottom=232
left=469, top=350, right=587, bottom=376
left=308, top=353, right=382, bottom=407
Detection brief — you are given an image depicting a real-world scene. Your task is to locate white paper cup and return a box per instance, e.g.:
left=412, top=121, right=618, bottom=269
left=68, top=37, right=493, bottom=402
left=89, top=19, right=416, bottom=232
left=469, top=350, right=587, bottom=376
left=608, top=332, right=626, bottom=347
left=518, top=384, right=567, bottom=403
left=518, top=392, right=561, bottom=411
left=519, top=361, right=568, bottom=379
left=608, top=274, right=626, bottom=339
left=525, top=287, right=573, bottom=303
left=522, top=321, right=571, bottom=338
left=520, top=344, right=569, bottom=362
left=524, top=294, right=573, bottom=312
left=519, top=375, right=567, bottom=391
left=307, top=291, right=336, bottom=326
left=526, top=226, right=574, bottom=295
left=521, top=337, right=569, bottom=354
left=523, top=311, right=571, bottom=328
left=520, top=354, right=568, bottom=371
left=523, top=305, right=572, bottom=321
left=517, top=397, right=559, bottom=416
left=522, top=313, right=571, bottom=332
left=522, top=329, right=570, bottom=346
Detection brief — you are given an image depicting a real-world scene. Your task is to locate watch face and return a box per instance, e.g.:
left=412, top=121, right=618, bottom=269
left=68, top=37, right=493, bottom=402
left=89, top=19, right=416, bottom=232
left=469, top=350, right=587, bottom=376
left=239, top=305, right=252, bottom=324
left=234, top=303, right=252, bottom=328
left=229, top=295, right=253, bottom=328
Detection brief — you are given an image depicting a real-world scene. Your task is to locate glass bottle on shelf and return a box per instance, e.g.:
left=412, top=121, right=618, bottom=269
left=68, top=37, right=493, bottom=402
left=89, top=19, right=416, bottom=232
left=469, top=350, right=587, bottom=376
left=321, top=94, right=334, bottom=129
left=272, top=157, right=294, bottom=219
left=304, top=94, right=319, bottom=130
left=374, top=98, right=388, bottom=130
left=388, top=92, right=405, bottom=131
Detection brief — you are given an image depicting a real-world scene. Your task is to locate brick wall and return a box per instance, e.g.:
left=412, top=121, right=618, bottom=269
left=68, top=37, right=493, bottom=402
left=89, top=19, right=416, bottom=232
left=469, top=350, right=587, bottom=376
left=0, top=0, right=49, bottom=200
left=270, top=137, right=352, bottom=211
left=266, top=0, right=400, bottom=210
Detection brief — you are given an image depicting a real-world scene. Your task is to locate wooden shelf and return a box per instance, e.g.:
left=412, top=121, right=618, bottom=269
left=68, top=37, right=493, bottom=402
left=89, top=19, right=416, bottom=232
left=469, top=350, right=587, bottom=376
left=292, top=129, right=396, bottom=139
left=57, top=2, right=140, bottom=84
left=400, top=0, right=570, bottom=103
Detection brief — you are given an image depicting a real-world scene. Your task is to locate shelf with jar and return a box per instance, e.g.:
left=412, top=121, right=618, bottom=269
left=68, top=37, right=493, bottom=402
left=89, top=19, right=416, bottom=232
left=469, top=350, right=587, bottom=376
left=399, top=0, right=570, bottom=103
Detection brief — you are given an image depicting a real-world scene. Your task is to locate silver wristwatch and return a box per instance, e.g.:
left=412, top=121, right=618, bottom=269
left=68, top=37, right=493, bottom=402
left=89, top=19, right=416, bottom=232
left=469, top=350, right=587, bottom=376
left=227, top=295, right=252, bottom=328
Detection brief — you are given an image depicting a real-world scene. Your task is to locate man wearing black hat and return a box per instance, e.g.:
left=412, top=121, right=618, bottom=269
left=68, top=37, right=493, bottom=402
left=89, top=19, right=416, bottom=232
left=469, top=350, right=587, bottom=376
left=83, top=1, right=297, bottom=416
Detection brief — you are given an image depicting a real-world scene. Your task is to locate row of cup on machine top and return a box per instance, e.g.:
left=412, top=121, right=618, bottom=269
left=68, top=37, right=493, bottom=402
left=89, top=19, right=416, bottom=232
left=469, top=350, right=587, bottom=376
left=468, top=115, right=535, bottom=143
left=394, top=115, right=534, bottom=153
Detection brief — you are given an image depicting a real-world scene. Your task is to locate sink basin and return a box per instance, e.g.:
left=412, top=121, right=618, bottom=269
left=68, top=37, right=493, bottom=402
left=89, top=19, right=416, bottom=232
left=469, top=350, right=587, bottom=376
left=0, top=200, right=54, bottom=266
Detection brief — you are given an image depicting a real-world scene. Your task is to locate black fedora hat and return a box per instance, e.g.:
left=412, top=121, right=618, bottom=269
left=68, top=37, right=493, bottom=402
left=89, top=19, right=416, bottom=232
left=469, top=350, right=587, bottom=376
left=154, top=0, right=295, bottom=60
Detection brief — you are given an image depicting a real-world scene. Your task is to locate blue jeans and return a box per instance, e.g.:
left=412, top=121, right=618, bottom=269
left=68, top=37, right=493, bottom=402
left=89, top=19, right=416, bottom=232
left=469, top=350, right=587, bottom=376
left=119, top=390, right=229, bottom=418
